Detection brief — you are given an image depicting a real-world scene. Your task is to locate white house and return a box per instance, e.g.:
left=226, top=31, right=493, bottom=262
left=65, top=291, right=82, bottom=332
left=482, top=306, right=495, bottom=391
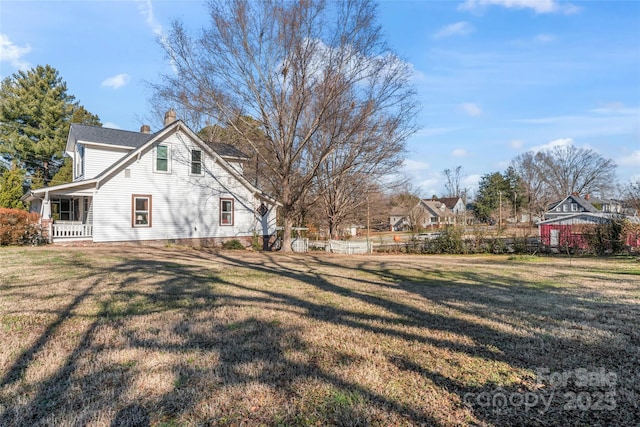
left=389, top=197, right=466, bottom=231
left=23, top=111, right=278, bottom=247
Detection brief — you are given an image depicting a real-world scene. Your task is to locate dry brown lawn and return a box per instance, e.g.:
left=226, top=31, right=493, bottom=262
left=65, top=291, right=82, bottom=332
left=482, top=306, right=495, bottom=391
left=0, top=246, right=639, bottom=426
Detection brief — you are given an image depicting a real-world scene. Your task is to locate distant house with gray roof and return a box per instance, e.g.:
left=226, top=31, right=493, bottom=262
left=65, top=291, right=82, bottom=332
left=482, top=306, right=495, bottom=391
left=539, top=194, right=639, bottom=250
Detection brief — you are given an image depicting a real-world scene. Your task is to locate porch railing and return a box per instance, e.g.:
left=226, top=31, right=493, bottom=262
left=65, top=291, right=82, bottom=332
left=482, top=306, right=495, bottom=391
left=52, top=223, right=93, bottom=239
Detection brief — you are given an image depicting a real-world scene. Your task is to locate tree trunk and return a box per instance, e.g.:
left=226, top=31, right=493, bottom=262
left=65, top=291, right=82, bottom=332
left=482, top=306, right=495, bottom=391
left=328, top=219, right=337, bottom=240
left=282, top=215, right=293, bottom=253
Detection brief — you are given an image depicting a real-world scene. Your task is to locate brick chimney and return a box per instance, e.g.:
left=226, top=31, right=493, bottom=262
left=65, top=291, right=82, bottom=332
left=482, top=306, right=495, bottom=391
left=585, top=194, right=590, bottom=201
left=164, top=109, right=177, bottom=127
left=140, top=124, right=150, bottom=134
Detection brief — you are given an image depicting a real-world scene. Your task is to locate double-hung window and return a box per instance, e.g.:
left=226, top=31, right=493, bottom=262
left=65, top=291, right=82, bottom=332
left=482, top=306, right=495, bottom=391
left=220, top=198, right=234, bottom=225
left=155, top=144, right=170, bottom=173
left=75, top=144, right=84, bottom=178
left=191, top=150, right=202, bottom=175
left=132, top=195, right=152, bottom=227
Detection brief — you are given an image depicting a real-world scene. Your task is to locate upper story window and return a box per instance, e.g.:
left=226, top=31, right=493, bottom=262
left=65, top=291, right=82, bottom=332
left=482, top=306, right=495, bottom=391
left=75, top=144, right=84, bottom=178
left=191, top=149, right=202, bottom=175
left=154, top=144, right=171, bottom=173
left=562, top=204, right=568, bottom=212
left=571, top=203, right=578, bottom=212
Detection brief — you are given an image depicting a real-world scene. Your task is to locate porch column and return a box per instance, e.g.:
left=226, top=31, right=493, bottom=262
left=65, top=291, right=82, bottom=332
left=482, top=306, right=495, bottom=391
left=42, top=191, right=51, bottom=219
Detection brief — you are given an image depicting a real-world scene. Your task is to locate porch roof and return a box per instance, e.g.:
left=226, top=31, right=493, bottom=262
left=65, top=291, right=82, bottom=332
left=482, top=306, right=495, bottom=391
left=21, top=179, right=97, bottom=202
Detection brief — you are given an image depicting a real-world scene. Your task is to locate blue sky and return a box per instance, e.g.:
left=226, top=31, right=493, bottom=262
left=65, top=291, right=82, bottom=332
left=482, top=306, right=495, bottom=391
left=1, top=0, right=638, bottom=197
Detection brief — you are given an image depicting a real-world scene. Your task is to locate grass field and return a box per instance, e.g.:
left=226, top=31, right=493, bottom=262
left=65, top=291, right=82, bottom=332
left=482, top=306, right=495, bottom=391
left=1, top=246, right=639, bottom=426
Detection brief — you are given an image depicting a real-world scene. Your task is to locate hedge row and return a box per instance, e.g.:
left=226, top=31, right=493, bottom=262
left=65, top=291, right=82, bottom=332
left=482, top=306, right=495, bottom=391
left=0, top=208, right=44, bottom=246
left=377, top=228, right=539, bottom=255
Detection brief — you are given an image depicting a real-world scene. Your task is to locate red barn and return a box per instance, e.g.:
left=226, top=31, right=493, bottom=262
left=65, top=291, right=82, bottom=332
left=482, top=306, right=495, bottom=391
left=539, top=213, right=640, bottom=251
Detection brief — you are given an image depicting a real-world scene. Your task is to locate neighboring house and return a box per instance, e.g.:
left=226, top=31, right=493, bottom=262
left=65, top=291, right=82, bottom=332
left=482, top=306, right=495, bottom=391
left=389, top=197, right=465, bottom=231
left=420, top=199, right=457, bottom=228
left=23, top=110, right=278, bottom=246
left=389, top=207, right=410, bottom=231
left=435, top=197, right=466, bottom=215
left=538, top=194, right=640, bottom=250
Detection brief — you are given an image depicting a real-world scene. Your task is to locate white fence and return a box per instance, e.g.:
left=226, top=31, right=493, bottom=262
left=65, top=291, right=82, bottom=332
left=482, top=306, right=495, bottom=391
left=291, top=238, right=309, bottom=253
left=52, top=223, right=93, bottom=240
left=326, top=240, right=371, bottom=254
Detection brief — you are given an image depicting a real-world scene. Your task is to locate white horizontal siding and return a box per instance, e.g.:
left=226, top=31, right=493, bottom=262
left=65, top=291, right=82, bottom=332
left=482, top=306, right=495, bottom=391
left=84, top=145, right=130, bottom=179
left=92, top=129, right=276, bottom=243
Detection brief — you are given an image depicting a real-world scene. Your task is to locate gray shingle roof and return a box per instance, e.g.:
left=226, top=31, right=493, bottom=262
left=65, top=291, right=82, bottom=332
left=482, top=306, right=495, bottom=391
left=70, top=124, right=156, bottom=148
left=71, top=123, right=250, bottom=160
left=205, top=141, right=250, bottom=159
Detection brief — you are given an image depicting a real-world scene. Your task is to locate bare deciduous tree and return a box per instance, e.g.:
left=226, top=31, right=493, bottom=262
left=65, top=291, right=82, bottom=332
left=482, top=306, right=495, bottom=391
left=152, top=0, right=418, bottom=251
left=623, top=179, right=640, bottom=211
left=442, top=166, right=464, bottom=198
left=511, top=151, right=549, bottom=222
left=537, top=145, right=616, bottom=198
left=511, top=145, right=617, bottom=221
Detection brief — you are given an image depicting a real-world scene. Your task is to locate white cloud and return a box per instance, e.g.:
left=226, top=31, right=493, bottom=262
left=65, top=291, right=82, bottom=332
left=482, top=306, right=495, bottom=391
left=528, top=137, right=573, bottom=152
left=598, top=101, right=625, bottom=111
left=414, top=127, right=458, bottom=137
left=462, top=174, right=482, bottom=193
left=432, top=22, right=474, bottom=39
left=452, top=148, right=469, bottom=157
left=137, top=0, right=177, bottom=72
left=459, top=0, right=580, bottom=14
left=0, top=33, right=31, bottom=70
left=102, top=73, right=131, bottom=89
left=403, top=159, right=431, bottom=172
left=534, top=33, right=556, bottom=43
left=417, top=176, right=441, bottom=198
left=102, top=122, right=122, bottom=130
left=137, top=0, right=163, bottom=36
left=510, top=139, right=525, bottom=149
left=590, top=103, right=640, bottom=115
left=408, top=63, right=427, bottom=82
left=617, top=150, right=640, bottom=167
left=461, top=102, right=482, bottom=117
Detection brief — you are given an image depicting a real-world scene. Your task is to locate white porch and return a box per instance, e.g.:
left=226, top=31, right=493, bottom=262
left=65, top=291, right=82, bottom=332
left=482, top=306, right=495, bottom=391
left=34, top=191, right=95, bottom=242
left=50, top=221, right=94, bottom=241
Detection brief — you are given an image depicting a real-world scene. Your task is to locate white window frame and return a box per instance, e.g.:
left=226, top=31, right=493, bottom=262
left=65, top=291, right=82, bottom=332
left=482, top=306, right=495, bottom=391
left=220, top=198, right=234, bottom=226
left=132, top=195, right=152, bottom=228
left=190, top=149, right=203, bottom=175
left=75, top=144, right=84, bottom=178
left=154, top=144, right=171, bottom=173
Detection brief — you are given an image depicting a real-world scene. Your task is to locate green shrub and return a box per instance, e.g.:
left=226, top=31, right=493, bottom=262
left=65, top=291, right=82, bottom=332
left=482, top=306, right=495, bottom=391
left=0, top=208, right=43, bottom=245
left=221, top=239, right=245, bottom=250
left=251, top=233, right=264, bottom=251
left=585, top=216, right=626, bottom=255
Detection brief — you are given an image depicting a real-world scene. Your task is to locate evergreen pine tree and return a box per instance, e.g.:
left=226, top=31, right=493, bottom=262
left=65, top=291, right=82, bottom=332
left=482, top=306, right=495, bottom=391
left=0, top=164, right=27, bottom=209
left=0, top=65, right=75, bottom=184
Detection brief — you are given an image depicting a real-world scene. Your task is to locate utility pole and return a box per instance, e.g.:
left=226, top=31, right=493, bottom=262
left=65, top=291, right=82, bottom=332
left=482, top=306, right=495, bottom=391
left=498, top=190, right=502, bottom=230
left=513, top=192, right=517, bottom=224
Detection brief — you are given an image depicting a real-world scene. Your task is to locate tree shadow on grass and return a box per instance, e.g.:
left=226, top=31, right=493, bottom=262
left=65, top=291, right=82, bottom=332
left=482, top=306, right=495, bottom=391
left=1, top=250, right=442, bottom=426
left=211, top=251, right=640, bottom=426
left=1, top=248, right=638, bottom=426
